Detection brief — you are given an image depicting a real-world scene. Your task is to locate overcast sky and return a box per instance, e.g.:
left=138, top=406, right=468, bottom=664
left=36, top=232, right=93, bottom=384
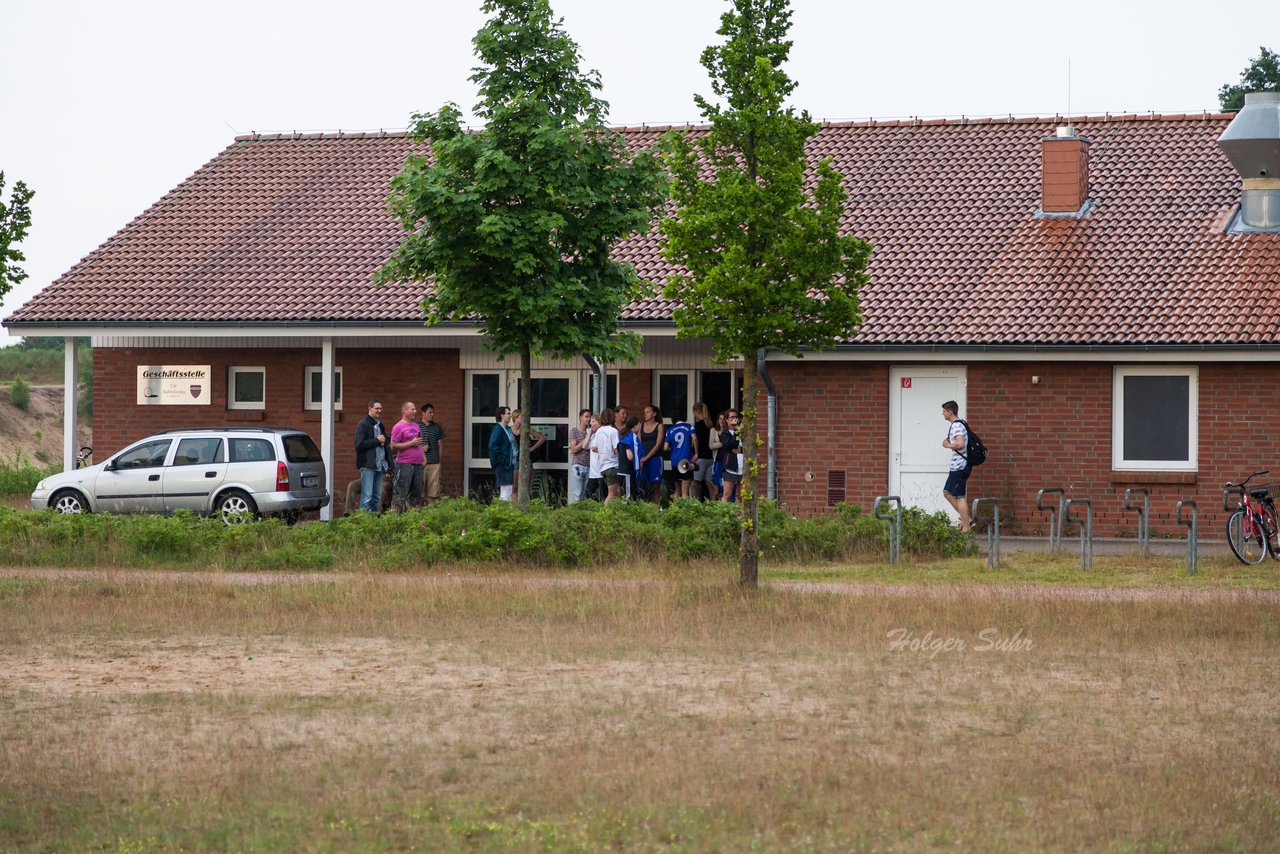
left=1, top=0, right=1274, bottom=345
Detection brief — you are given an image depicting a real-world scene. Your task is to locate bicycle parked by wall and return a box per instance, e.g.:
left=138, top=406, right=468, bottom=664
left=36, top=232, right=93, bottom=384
left=1224, top=470, right=1280, bottom=565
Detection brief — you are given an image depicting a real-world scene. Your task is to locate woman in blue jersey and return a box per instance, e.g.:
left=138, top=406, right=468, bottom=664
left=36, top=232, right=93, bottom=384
left=616, top=416, right=642, bottom=500
left=665, top=416, right=696, bottom=500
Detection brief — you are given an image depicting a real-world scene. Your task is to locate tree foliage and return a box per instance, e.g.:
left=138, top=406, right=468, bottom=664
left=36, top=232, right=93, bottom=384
left=0, top=172, right=35, bottom=303
left=660, top=0, right=871, bottom=587
left=377, top=0, right=666, bottom=508
left=1219, top=46, right=1280, bottom=111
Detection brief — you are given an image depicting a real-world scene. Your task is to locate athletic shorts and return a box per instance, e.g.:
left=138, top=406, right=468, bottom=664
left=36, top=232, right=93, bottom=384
left=693, top=458, right=712, bottom=482
left=724, top=470, right=742, bottom=483
left=603, top=467, right=619, bottom=486
left=943, top=465, right=972, bottom=499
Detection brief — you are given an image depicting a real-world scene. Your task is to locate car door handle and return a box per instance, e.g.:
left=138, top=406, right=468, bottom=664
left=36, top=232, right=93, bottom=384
left=205, top=471, right=218, bottom=478
left=148, top=474, right=160, bottom=481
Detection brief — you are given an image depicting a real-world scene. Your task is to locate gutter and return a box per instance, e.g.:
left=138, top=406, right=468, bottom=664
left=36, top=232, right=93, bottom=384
left=3, top=318, right=683, bottom=331
left=8, top=318, right=1280, bottom=352
left=757, top=348, right=779, bottom=502
left=582, top=355, right=607, bottom=413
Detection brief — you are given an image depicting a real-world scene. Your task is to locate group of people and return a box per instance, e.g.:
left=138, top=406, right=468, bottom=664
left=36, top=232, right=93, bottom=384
left=354, top=399, right=446, bottom=513
left=352, top=394, right=976, bottom=530
left=484, top=406, right=548, bottom=502
left=556, top=402, right=745, bottom=505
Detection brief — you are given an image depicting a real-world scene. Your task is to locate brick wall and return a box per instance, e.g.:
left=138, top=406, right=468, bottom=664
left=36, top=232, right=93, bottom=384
left=94, top=350, right=1274, bottom=535
left=767, top=359, right=1280, bottom=535
left=94, top=347, right=464, bottom=506
left=618, top=368, right=651, bottom=417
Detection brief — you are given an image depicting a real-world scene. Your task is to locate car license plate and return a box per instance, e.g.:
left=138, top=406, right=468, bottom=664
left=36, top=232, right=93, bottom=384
left=302, top=475, right=318, bottom=488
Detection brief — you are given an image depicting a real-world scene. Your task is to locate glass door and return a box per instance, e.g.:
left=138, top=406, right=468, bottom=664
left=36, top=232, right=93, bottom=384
left=518, top=372, right=575, bottom=505
left=655, top=371, right=694, bottom=423
left=465, top=372, right=504, bottom=502
left=699, top=370, right=736, bottom=420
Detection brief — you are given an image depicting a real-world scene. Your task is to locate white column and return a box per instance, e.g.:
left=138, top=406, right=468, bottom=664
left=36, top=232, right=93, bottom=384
left=319, top=337, right=335, bottom=521
left=63, top=337, right=79, bottom=473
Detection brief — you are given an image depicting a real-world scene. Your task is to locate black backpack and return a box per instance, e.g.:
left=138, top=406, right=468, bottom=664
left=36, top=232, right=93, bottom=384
left=957, top=419, right=988, bottom=466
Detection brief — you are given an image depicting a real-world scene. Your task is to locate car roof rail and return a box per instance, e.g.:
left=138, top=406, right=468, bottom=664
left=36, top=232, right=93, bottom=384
left=158, top=426, right=279, bottom=434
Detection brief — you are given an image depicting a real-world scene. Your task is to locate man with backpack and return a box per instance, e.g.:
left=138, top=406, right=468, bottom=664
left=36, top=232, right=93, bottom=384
left=941, top=400, right=976, bottom=533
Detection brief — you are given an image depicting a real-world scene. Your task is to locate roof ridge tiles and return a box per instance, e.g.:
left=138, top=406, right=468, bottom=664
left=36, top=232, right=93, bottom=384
left=228, top=111, right=1238, bottom=144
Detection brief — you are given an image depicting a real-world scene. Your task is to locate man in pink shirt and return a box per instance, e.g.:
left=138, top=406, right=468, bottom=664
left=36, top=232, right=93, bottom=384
left=389, top=401, right=425, bottom=512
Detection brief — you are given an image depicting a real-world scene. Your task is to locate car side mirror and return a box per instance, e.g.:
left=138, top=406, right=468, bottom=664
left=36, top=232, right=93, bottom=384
left=104, top=460, right=116, bottom=472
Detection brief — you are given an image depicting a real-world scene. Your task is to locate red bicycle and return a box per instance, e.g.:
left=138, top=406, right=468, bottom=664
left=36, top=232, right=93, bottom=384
left=1224, top=470, right=1280, bottom=565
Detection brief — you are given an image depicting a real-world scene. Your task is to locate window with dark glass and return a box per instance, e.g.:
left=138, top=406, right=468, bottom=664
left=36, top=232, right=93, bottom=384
left=1113, top=367, right=1196, bottom=471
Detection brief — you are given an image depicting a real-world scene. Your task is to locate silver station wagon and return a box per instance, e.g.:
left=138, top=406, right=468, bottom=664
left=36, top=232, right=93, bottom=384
left=31, top=427, right=329, bottom=524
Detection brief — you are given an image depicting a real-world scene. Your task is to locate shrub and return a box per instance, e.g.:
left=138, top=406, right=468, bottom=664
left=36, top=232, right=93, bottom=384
left=0, top=498, right=972, bottom=571
left=10, top=375, right=30, bottom=410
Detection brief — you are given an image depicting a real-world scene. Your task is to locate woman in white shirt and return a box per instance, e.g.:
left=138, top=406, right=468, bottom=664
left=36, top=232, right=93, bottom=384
left=589, top=408, right=621, bottom=504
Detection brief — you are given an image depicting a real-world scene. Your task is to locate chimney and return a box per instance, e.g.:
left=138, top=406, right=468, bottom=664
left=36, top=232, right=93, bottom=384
left=1217, top=92, right=1280, bottom=230
left=1041, top=126, right=1090, bottom=214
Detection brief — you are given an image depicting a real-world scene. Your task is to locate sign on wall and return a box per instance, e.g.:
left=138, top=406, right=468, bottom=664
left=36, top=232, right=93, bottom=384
left=136, top=365, right=212, bottom=405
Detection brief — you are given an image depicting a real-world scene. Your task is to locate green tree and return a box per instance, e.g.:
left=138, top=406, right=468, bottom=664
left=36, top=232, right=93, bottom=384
left=0, top=172, right=35, bottom=302
left=1219, top=46, right=1280, bottom=111
left=377, top=0, right=665, bottom=508
left=661, top=0, right=871, bottom=588
left=9, top=375, right=29, bottom=411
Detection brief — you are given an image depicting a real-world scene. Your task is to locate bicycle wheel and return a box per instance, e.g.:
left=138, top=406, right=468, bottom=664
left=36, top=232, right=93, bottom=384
left=1264, top=504, right=1280, bottom=561
left=1227, top=509, right=1268, bottom=565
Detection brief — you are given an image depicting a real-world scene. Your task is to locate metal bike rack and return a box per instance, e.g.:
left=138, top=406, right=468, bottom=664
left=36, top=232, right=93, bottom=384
left=1223, top=485, right=1242, bottom=513
left=1037, top=487, right=1066, bottom=552
left=873, top=495, right=902, bottom=565
left=1124, top=487, right=1151, bottom=557
left=1065, top=497, right=1093, bottom=570
left=970, top=498, right=1001, bottom=568
left=1177, top=499, right=1198, bottom=575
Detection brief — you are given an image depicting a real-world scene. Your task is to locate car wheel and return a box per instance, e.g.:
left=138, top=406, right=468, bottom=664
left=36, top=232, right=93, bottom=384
left=50, top=489, right=89, bottom=515
left=215, top=490, right=258, bottom=526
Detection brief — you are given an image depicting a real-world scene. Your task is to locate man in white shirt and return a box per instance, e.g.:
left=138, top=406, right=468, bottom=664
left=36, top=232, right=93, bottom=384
left=590, top=408, right=621, bottom=504
left=941, top=400, right=972, bottom=533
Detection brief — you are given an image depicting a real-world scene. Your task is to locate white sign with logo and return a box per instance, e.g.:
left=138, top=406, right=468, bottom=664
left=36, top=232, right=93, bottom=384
left=137, top=365, right=212, bottom=405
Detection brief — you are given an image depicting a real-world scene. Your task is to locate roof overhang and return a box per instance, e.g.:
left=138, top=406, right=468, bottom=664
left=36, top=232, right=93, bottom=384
left=3, top=319, right=687, bottom=338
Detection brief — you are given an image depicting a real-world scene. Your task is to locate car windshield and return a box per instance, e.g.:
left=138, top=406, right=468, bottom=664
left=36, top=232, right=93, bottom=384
left=283, top=434, right=322, bottom=463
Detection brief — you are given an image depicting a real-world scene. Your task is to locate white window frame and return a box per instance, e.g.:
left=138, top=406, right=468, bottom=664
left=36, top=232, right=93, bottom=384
left=1112, top=365, right=1198, bottom=471
left=227, top=366, right=266, bottom=411
left=304, top=366, right=343, bottom=411
left=654, top=370, right=695, bottom=422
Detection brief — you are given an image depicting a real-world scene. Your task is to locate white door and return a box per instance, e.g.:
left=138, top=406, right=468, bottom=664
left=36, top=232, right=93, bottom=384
left=889, top=367, right=966, bottom=520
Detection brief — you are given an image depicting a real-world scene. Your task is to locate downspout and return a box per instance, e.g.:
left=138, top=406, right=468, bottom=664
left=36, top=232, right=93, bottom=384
left=583, top=355, right=606, bottom=413
left=756, top=348, right=778, bottom=502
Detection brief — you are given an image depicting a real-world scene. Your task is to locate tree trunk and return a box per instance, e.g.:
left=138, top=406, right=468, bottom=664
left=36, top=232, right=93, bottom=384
left=739, top=358, right=760, bottom=589
left=517, top=345, right=532, bottom=510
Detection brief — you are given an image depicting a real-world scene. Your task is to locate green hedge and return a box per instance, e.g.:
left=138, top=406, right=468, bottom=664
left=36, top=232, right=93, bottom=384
left=0, top=499, right=973, bottom=571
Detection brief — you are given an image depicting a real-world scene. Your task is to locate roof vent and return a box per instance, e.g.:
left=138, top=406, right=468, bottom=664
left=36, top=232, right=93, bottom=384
left=1217, top=92, right=1280, bottom=230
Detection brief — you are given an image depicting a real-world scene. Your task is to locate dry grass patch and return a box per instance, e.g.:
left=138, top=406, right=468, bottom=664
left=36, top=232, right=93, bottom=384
left=1, top=573, right=1278, bottom=851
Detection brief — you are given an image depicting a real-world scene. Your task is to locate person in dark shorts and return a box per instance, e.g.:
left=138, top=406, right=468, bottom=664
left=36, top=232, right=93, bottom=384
left=941, top=400, right=972, bottom=532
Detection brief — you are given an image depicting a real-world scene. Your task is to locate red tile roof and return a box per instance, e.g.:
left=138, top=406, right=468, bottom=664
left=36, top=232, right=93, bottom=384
left=9, top=114, right=1280, bottom=346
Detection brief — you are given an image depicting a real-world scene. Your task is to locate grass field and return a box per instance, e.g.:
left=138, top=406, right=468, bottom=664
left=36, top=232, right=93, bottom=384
left=2, top=569, right=1277, bottom=851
